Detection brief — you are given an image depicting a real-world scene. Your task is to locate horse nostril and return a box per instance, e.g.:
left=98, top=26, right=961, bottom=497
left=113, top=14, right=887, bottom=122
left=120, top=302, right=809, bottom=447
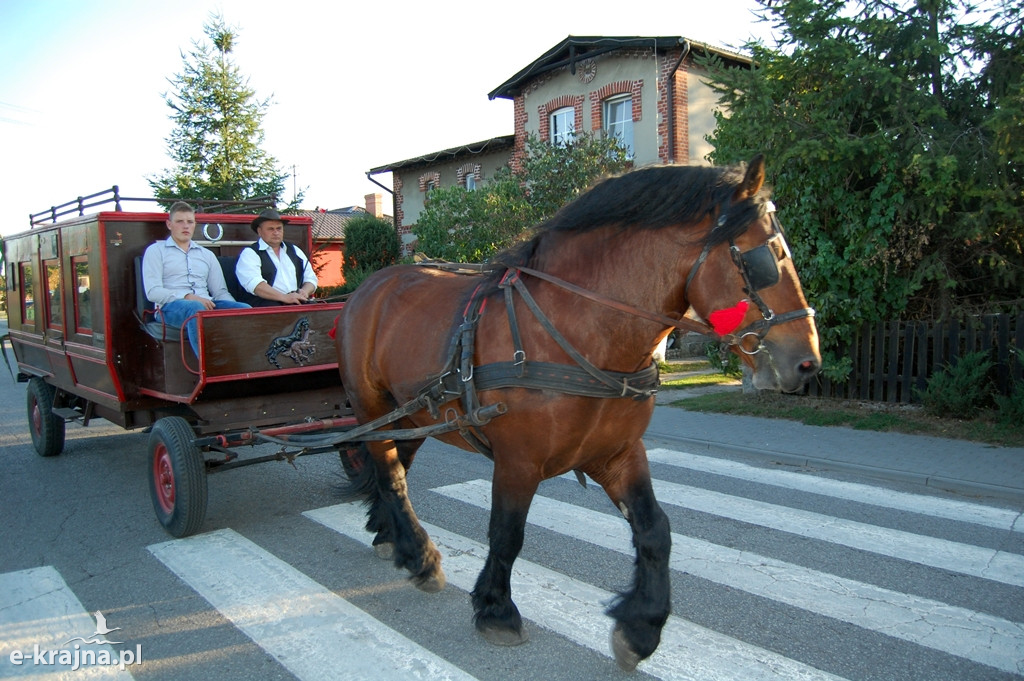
left=798, top=358, right=820, bottom=376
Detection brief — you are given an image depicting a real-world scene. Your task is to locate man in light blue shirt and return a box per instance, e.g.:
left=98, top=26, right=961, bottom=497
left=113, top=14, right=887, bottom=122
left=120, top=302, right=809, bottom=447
left=142, top=201, right=250, bottom=355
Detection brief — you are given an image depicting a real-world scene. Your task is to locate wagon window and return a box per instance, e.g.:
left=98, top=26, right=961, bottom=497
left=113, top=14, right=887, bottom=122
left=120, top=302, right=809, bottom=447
left=19, top=262, right=35, bottom=324
left=72, top=256, right=92, bottom=333
left=44, top=260, right=62, bottom=330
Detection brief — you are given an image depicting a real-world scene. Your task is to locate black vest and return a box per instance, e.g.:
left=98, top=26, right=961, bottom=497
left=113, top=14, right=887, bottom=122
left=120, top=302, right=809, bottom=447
left=239, top=242, right=306, bottom=307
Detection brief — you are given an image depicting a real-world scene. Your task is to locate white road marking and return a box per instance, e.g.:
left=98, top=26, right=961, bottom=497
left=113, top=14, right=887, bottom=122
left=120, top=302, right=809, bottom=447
left=433, top=479, right=1024, bottom=675
left=0, top=566, right=136, bottom=679
left=645, top=477, right=1024, bottom=587
left=645, top=448, right=1024, bottom=533
left=306, top=502, right=849, bottom=681
left=148, top=529, right=480, bottom=681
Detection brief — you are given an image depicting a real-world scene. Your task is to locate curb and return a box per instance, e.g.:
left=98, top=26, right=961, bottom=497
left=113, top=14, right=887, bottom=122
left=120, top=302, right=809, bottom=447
left=643, top=429, right=1024, bottom=504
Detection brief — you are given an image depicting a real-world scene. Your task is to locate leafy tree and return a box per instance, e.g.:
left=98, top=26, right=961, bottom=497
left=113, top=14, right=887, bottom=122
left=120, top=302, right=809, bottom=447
left=149, top=14, right=294, bottom=208
left=412, top=167, right=530, bottom=262
left=702, top=0, right=1024, bottom=376
left=517, top=133, right=632, bottom=221
left=342, top=214, right=400, bottom=293
left=414, top=133, right=630, bottom=262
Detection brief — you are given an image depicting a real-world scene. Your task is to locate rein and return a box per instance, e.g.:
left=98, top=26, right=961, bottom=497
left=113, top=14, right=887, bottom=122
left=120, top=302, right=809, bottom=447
left=510, top=265, right=715, bottom=337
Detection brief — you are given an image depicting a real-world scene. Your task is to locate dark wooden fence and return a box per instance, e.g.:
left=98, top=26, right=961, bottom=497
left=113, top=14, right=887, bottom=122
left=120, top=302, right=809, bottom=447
left=807, top=312, right=1023, bottom=403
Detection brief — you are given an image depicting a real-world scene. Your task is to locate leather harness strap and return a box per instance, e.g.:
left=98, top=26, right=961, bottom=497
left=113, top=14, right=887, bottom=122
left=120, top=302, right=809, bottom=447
left=511, top=264, right=714, bottom=337
left=440, top=272, right=661, bottom=457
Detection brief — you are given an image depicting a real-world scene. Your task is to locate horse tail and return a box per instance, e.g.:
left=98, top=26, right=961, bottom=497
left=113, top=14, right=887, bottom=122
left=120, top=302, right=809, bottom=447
left=337, top=443, right=374, bottom=500
left=335, top=441, right=400, bottom=554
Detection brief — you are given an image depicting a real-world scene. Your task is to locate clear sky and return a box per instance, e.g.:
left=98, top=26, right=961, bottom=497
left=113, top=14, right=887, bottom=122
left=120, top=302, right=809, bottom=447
left=0, top=0, right=778, bottom=236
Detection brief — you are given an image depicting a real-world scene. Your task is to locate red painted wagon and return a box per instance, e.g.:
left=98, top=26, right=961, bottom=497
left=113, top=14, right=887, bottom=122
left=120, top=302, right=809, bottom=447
left=4, top=189, right=355, bottom=537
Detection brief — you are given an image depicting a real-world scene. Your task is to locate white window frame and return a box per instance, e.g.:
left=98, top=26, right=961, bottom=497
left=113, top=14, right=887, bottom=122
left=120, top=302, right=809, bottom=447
left=550, top=106, right=576, bottom=147
left=603, top=95, right=634, bottom=158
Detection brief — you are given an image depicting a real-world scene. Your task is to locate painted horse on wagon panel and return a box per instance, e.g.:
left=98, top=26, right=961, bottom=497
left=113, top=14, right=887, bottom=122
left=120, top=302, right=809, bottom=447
left=335, top=155, right=820, bottom=670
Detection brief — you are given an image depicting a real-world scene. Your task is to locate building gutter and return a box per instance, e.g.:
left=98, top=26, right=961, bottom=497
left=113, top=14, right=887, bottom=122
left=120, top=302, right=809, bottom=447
left=364, top=172, right=398, bottom=233
left=365, top=171, right=393, bottom=196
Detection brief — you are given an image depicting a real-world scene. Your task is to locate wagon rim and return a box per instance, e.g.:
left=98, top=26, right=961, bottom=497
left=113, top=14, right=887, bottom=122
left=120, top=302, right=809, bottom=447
left=152, top=444, right=176, bottom=515
left=30, top=399, right=43, bottom=438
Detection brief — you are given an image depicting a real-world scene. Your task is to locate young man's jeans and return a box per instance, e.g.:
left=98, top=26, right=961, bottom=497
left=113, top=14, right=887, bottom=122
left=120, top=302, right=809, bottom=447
left=157, top=299, right=250, bottom=356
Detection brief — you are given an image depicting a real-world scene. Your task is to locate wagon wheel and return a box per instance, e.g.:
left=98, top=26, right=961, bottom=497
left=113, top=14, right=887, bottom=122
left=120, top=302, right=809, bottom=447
left=27, top=377, right=65, bottom=457
left=338, top=445, right=365, bottom=481
left=148, top=416, right=208, bottom=538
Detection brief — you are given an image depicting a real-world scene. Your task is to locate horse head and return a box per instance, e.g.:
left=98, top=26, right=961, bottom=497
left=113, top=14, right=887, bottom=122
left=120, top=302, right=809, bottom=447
left=685, top=155, right=821, bottom=392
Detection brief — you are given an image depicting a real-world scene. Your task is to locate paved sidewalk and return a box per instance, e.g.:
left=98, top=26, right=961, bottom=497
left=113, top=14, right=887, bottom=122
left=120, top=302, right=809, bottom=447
left=644, top=399, right=1024, bottom=504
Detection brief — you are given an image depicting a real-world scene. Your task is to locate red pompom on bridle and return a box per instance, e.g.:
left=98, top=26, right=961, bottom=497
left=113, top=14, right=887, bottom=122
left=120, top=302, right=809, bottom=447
left=707, top=300, right=749, bottom=336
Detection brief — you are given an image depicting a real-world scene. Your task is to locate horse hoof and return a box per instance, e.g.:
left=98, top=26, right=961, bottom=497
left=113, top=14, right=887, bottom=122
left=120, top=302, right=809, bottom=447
left=479, top=624, right=529, bottom=647
left=611, top=625, right=641, bottom=672
left=373, top=542, right=395, bottom=560
left=413, top=570, right=446, bottom=593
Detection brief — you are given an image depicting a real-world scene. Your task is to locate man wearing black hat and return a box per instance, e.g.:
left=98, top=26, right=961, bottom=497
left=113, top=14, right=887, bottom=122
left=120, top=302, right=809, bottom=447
left=235, top=208, right=318, bottom=306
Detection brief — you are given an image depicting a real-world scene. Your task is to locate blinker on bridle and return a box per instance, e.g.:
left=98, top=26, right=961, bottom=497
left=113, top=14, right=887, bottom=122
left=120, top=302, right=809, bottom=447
left=685, top=200, right=816, bottom=355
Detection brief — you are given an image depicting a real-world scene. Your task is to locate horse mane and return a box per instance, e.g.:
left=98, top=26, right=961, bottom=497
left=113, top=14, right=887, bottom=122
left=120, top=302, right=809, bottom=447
left=492, top=160, right=770, bottom=271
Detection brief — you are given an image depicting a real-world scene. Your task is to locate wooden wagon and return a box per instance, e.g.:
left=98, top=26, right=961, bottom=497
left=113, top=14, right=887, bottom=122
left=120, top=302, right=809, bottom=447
left=4, top=190, right=355, bottom=536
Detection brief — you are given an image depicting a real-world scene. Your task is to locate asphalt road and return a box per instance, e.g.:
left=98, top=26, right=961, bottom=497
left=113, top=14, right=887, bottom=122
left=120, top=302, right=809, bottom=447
left=1, top=330, right=1022, bottom=680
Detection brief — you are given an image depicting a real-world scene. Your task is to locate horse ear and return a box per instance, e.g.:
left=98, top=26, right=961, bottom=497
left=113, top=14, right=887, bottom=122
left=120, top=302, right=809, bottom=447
left=736, top=154, right=766, bottom=200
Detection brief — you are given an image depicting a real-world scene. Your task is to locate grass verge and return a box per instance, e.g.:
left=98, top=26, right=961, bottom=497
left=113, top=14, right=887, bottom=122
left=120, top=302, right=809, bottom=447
left=669, top=390, right=1024, bottom=448
left=660, top=373, right=739, bottom=388
left=659, top=360, right=714, bottom=373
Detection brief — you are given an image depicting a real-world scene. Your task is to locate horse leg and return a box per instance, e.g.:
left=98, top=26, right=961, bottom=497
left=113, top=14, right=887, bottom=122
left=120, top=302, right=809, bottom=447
left=592, top=447, right=672, bottom=671
left=364, top=439, right=422, bottom=561
left=363, top=438, right=444, bottom=592
left=471, top=472, right=538, bottom=646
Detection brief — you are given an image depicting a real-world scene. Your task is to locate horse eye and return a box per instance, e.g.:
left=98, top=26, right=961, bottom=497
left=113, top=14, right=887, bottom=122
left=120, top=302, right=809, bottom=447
left=768, top=234, right=790, bottom=262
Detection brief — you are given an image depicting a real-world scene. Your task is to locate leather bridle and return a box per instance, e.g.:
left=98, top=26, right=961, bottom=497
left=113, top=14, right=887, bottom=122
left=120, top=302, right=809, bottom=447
left=684, top=201, right=816, bottom=355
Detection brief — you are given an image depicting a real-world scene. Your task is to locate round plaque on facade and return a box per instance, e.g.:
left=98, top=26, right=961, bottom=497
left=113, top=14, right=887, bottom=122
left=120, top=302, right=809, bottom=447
left=577, top=59, right=597, bottom=84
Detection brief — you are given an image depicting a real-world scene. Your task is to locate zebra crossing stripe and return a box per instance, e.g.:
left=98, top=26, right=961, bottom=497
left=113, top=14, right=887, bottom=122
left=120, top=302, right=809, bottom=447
left=645, top=448, right=1023, bottom=533
left=645, top=477, right=1024, bottom=587
left=0, top=566, right=135, bottom=680
left=560, top=464, right=1022, bottom=586
left=433, top=479, right=1024, bottom=675
left=305, top=502, right=849, bottom=681
left=147, top=529, right=479, bottom=681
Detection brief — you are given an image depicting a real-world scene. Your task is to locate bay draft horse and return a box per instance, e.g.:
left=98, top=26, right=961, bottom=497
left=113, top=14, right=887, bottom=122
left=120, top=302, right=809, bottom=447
left=335, top=155, right=820, bottom=670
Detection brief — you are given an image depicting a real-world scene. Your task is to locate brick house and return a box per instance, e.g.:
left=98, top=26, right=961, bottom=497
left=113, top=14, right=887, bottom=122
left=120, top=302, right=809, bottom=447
left=368, top=35, right=751, bottom=252
left=299, top=193, right=389, bottom=287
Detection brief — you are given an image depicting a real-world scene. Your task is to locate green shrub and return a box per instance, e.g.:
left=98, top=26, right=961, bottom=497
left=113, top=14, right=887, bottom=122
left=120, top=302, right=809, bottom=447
left=915, top=350, right=994, bottom=419
left=706, top=342, right=743, bottom=378
left=338, top=265, right=379, bottom=295
left=994, top=381, right=1024, bottom=426
left=343, top=215, right=398, bottom=282
left=314, top=285, right=347, bottom=301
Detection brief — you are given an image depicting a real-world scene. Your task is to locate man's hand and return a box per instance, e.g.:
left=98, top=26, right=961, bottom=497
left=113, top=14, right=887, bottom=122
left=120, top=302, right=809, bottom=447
left=253, top=281, right=310, bottom=305
left=183, top=293, right=216, bottom=310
